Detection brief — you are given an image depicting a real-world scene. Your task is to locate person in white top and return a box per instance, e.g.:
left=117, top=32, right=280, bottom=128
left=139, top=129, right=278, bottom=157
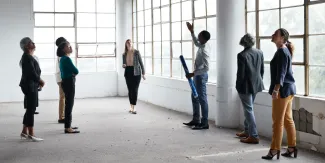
left=55, top=37, right=67, bottom=123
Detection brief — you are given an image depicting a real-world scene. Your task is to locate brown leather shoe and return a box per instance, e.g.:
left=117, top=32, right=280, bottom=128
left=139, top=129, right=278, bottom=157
left=240, top=137, right=259, bottom=144
left=236, top=131, right=248, bottom=138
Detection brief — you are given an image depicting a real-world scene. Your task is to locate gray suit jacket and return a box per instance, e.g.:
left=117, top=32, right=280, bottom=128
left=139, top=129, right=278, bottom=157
left=122, top=50, right=145, bottom=76
left=236, top=47, right=265, bottom=94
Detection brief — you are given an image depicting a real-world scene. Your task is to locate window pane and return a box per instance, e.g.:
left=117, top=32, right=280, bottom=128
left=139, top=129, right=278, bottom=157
left=55, top=0, right=75, bottom=12
left=77, top=28, right=96, bottom=42
left=162, top=59, right=170, bottom=77
left=259, top=10, right=279, bottom=36
left=133, top=28, right=137, bottom=42
left=182, top=1, right=192, bottom=21
left=144, top=0, right=152, bottom=9
left=55, top=28, right=75, bottom=43
left=77, top=58, right=96, bottom=72
left=154, top=59, right=162, bottom=75
left=145, top=57, right=153, bottom=74
left=133, top=42, right=138, bottom=49
left=281, top=7, right=304, bottom=35
left=97, top=58, right=116, bottom=72
left=145, top=10, right=152, bottom=26
left=246, top=0, right=256, bottom=11
left=35, top=44, right=55, bottom=59
left=153, top=0, right=160, bottom=8
left=263, top=64, right=271, bottom=90
left=194, top=19, right=206, bottom=37
left=162, top=42, right=170, bottom=58
left=182, top=42, right=192, bottom=59
left=34, top=28, right=55, bottom=43
left=260, top=39, right=276, bottom=61
left=133, top=0, right=137, bottom=12
left=171, top=3, right=181, bottom=22
left=153, top=24, right=161, bottom=41
left=97, top=44, right=115, bottom=55
left=154, top=42, right=161, bottom=58
left=182, top=21, right=192, bottom=40
left=138, top=0, right=144, bottom=11
left=309, top=35, right=325, bottom=66
left=194, top=0, right=206, bottom=18
left=290, top=38, right=303, bottom=63
left=138, top=11, right=144, bottom=26
left=97, top=0, right=115, bottom=13
left=172, top=42, right=181, bottom=58
left=161, top=0, right=169, bottom=6
left=145, top=26, right=152, bottom=42
left=259, top=0, right=279, bottom=10
left=309, top=66, right=325, bottom=97
left=309, top=3, right=325, bottom=34
left=69, top=43, right=76, bottom=58
left=247, top=12, right=256, bottom=36
left=77, top=13, right=96, bottom=27
left=172, top=0, right=180, bottom=3
left=39, top=59, right=55, bottom=73
left=133, top=12, right=137, bottom=27
left=161, top=7, right=170, bottom=22
left=77, top=0, right=96, bottom=12
left=97, top=14, right=115, bottom=27
left=292, top=66, right=305, bottom=95
left=209, top=40, right=217, bottom=62
left=172, top=22, right=181, bottom=40
left=207, top=0, right=216, bottom=15
left=209, top=61, right=216, bottom=83
left=138, top=43, right=145, bottom=57
left=78, top=44, right=96, bottom=55
left=138, top=27, right=145, bottom=42
left=33, top=0, right=54, bottom=12
left=207, top=17, right=216, bottom=40
left=35, top=13, right=54, bottom=26
left=172, top=59, right=181, bottom=78
left=153, top=8, right=161, bottom=23
left=281, top=0, right=304, bottom=8
left=55, top=14, right=74, bottom=27
left=145, top=43, right=152, bottom=57
left=162, top=23, right=170, bottom=41
left=97, top=28, right=115, bottom=42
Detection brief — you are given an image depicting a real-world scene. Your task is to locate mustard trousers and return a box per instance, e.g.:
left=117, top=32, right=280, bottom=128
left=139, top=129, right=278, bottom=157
left=271, top=95, right=296, bottom=150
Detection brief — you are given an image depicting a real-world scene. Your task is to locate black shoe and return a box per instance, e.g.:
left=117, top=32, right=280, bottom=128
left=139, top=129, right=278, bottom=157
left=58, top=119, right=65, bottom=123
left=72, top=127, right=78, bottom=130
left=192, top=123, right=209, bottom=130
left=281, top=147, right=298, bottom=158
left=262, top=149, right=280, bottom=160
left=34, top=112, right=39, bottom=114
left=64, top=129, right=80, bottom=134
left=183, top=120, right=200, bottom=126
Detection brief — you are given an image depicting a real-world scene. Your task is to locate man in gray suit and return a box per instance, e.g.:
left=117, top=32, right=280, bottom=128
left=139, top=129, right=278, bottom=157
left=235, top=33, right=264, bottom=144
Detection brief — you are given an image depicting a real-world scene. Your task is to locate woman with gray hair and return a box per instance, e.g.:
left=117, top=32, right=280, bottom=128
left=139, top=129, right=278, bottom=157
left=235, top=33, right=264, bottom=144
left=19, top=37, right=44, bottom=142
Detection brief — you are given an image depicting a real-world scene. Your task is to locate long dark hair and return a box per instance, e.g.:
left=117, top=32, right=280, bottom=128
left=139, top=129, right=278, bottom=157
left=57, top=42, right=68, bottom=57
left=278, top=28, right=294, bottom=57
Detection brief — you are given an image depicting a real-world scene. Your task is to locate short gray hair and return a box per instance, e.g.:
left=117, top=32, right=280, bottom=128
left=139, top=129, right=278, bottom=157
left=239, top=33, right=255, bottom=48
left=20, top=37, right=32, bottom=51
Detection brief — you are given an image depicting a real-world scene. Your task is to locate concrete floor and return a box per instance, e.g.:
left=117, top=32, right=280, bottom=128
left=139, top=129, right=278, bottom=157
left=0, top=97, right=324, bottom=163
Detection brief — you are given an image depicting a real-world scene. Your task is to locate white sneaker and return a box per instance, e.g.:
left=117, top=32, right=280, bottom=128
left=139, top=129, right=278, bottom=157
left=28, top=135, right=44, bottom=142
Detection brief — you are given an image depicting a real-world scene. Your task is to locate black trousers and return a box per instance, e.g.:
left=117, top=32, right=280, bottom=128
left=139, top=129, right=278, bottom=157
left=61, top=77, right=76, bottom=129
left=125, top=66, right=141, bottom=105
left=22, top=89, right=38, bottom=127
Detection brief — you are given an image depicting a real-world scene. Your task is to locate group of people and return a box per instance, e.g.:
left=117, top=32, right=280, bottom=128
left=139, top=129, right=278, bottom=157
left=18, top=21, right=297, bottom=160
left=182, top=23, right=297, bottom=160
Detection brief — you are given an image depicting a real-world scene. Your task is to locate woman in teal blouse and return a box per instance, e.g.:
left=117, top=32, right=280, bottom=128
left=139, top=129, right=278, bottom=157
left=57, top=42, right=80, bottom=134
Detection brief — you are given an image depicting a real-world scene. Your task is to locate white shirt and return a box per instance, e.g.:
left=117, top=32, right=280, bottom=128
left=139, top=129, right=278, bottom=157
left=55, top=57, right=62, bottom=83
left=191, top=33, right=210, bottom=76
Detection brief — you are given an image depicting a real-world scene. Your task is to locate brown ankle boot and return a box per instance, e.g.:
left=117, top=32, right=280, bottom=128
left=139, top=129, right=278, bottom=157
left=240, top=136, right=259, bottom=144
left=236, top=131, right=248, bottom=138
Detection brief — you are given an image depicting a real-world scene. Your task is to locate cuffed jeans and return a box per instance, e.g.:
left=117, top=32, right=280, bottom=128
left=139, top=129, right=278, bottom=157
left=238, top=93, right=258, bottom=138
left=192, top=73, right=209, bottom=125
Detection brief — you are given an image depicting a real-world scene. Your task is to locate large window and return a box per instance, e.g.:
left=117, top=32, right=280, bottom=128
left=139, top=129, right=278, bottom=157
left=133, top=0, right=217, bottom=83
left=33, top=0, right=116, bottom=74
left=246, top=0, right=325, bottom=97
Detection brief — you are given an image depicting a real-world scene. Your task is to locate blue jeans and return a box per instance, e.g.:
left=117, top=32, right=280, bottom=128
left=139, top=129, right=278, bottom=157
left=238, top=93, right=258, bottom=138
left=192, top=73, right=209, bottom=125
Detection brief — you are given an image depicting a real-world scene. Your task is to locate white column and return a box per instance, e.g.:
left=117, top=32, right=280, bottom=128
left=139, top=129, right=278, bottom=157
left=116, top=0, right=132, bottom=96
left=215, top=0, right=246, bottom=128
